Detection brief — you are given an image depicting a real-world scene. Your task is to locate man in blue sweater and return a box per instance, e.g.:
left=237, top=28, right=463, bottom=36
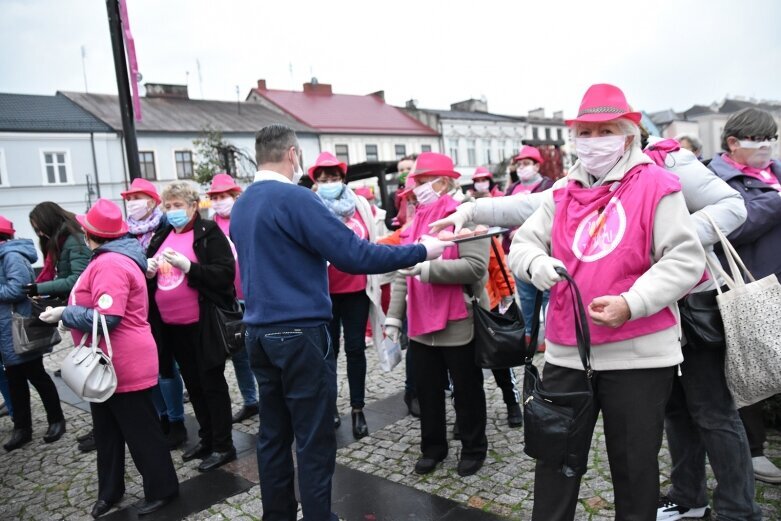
left=231, top=125, right=452, bottom=521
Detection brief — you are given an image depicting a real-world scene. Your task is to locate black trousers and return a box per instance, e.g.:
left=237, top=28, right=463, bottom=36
left=532, top=363, right=674, bottom=521
left=160, top=323, right=234, bottom=452
left=739, top=400, right=766, bottom=458
left=91, top=389, right=178, bottom=502
left=491, top=368, right=520, bottom=406
left=410, top=340, right=487, bottom=461
left=5, top=357, right=63, bottom=430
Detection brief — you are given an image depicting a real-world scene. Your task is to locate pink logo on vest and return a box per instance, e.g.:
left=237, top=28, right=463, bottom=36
left=156, top=257, right=185, bottom=291
left=344, top=216, right=368, bottom=240
left=571, top=199, right=627, bottom=262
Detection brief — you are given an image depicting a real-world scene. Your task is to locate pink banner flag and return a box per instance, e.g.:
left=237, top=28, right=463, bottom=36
left=118, top=0, right=142, bottom=121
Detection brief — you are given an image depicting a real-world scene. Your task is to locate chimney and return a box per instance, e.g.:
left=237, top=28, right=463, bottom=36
left=369, top=90, right=385, bottom=101
left=144, top=83, right=189, bottom=99
left=552, top=110, right=563, bottom=120
left=303, top=77, right=332, bottom=95
left=405, top=99, right=418, bottom=109
left=450, top=98, right=488, bottom=113
left=257, top=79, right=267, bottom=90
left=528, top=107, right=545, bottom=119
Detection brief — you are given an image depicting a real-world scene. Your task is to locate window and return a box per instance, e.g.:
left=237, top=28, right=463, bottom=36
left=394, top=144, right=407, bottom=159
left=139, top=151, right=157, bottom=180
left=335, top=144, right=349, bottom=164
left=545, top=128, right=551, bottom=141
left=483, top=139, right=492, bottom=164
left=41, top=151, right=70, bottom=184
left=175, top=150, right=194, bottom=179
left=421, top=144, right=432, bottom=153
left=498, top=141, right=506, bottom=160
left=365, top=144, right=378, bottom=162
left=532, top=128, right=539, bottom=140
left=0, top=149, right=7, bottom=186
left=467, top=139, right=477, bottom=166
left=448, top=139, right=459, bottom=164
left=557, top=128, right=563, bottom=141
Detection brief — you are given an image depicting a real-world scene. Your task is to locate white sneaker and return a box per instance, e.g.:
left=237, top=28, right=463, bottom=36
left=753, top=455, right=781, bottom=483
left=657, top=496, right=709, bottom=520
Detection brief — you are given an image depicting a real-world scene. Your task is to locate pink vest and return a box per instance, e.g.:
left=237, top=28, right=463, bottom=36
left=214, top=215, right=243, bottom=300
left=547, top=164, right=680, bottom=345
left=328, top=211, right=368, bottom=294
left=154, top=230, right=200, bottom=325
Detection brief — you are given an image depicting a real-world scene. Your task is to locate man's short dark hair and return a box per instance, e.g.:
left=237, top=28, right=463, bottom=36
left=721, top=108, right=778, bottom=151
left=255, top=125, right=299, bottom=164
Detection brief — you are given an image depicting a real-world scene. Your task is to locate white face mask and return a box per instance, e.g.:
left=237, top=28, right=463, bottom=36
left=517, top=165, right=539, bottom=182
left=211, top=198, right=235, bottom=217
left=574, top=135, right=627, bottom=179
left=126, top=199, right=152, bottom=220
left=739, top=140, right=775, bottom=169
left=474, top=180, right=490, bottom=192
left=413, top=180, right=440, bottom=206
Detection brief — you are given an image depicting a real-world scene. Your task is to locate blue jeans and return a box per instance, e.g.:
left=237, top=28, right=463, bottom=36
left=664, top=341, right=761, bottom=520
left=151, top=362, right=185, bottom=423
left=328, top=291, right=370, bottom=409
left=517, top=278, right=548, bottom=335
left=247, top=324, right=338, bottom=521
left=0, top=364, right=13, bottom=417
left=231, top=345, right=259, bottom=407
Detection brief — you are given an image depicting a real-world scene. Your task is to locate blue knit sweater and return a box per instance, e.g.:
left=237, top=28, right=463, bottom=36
left=231, top=179, right=426, bottom=327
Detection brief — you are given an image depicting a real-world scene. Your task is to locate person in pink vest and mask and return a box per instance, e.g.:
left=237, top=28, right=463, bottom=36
left=206, top=173, right=260, bottom=425
left=509, top=84, right=705, bottom=520
left=384, top=152, right=490, bottom=478
left=470, top=167, right=504, bottom=198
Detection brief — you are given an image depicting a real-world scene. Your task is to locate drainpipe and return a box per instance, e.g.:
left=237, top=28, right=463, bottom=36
left=89, top=132, right=101, bottom=197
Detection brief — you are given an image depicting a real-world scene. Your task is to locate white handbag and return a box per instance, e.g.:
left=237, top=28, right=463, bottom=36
left=704, top=213, right=781, bottom=408
left=60, top=309, right=117, bottom=403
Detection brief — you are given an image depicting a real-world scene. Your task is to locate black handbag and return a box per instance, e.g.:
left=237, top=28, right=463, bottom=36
left=468, top=239, right=527, bottom=369
left=210, top=299, right=246, bottom=357
left=678, top=288, right=724, bottom=349
left=523, top=268, right=595, bottom=478
left=10, top=297, right=62, bottom=355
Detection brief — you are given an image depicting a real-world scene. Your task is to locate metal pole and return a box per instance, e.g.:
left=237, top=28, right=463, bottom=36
left=106, top=0, right=141, bottom=181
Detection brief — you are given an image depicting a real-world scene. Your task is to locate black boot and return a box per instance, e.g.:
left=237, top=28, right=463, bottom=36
left=43, top=420, right=66, bottom=443
left=507, top=404, right=523, bottom=428
left=403, top=391, right=420, bottom=418
left=78, top=431, right=97, bottom=452
left=231, top=404, right=259, bottom=423
left=166, top=420, right=187, bottom=449
left=4, top=428, right=32, bottom=451
left=352, top=409, right=368, bottom=439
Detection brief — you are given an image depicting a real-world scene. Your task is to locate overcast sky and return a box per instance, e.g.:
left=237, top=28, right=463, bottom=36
left=2, top=0, right=780, bottom=117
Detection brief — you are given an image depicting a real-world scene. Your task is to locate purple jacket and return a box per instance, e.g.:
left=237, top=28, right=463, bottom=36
left=708, top=154, right=781, bottom=280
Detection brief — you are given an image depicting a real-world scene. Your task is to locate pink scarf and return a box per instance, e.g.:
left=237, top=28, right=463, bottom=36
left=401, top=195, right=468, bottom=337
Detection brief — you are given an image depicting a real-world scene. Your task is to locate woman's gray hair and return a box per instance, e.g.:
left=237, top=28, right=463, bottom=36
left=571, top=118, right=641, bottom=150
left=675, top=134, right=703, bottom=154
left=721, top=108, right=778, bottom=151
left=161, top=181, right=201, bottom=205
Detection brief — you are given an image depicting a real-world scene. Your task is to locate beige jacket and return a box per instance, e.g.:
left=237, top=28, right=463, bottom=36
left=508, top=146, right=706, bottom=371
left=353, top=195, right=386, bottom=349
left=386, top=238, right=489, bottom=347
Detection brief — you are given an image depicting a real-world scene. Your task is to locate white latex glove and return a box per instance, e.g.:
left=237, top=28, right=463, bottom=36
left=419, top=235, right=455, bottom=261
left=398, top=263, right=423, bottom=278
left=39, top=306, right=65, bottom=324
left=429, top=201, right=475, bottom=234
left=384, top=325, right=401, bottom=344
left=146, top=257, right=159, bottom=279
left=162, top=248, right=192, bottom=273
left=529, top=256, right=566, bottom=291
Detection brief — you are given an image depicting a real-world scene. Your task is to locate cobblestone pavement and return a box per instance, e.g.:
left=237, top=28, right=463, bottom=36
left=1, top=336, right=781, bottom=520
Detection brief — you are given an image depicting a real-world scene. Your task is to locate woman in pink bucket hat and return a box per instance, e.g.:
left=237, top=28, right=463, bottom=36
left=431, top=84, right=706, bottom=519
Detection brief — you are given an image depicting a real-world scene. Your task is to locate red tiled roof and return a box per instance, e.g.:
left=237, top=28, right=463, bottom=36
left=251, top=87, right=438, bottom=136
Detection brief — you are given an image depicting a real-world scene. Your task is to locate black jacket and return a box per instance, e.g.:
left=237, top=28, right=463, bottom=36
left=146, top=214, right=236, bottom=376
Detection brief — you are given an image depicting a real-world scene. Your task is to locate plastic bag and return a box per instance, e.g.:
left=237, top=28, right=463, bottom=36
left=376, top=336, right=402, bottom=372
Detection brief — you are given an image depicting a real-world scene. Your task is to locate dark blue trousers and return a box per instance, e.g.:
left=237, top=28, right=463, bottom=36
left=247, top=324, right=338, bottom=521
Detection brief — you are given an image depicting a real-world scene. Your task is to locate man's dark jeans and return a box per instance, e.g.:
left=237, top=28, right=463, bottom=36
left=247, top=324, right=339, bottom=521
left=665, top=341, right=761, bottom=521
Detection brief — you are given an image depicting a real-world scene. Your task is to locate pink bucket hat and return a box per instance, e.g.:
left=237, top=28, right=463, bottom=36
left=76, top=199, right=128, bottom=239
left=207, top=173, right=242, bottom=196
left=308, top=151, right=348, bottom=181
left=513, top=145, right=544, bottom=164
left=120, top=178, right=161, bottom=205
left=408, top=152, right=460, bottom=181
left=565, top=83, right=642, bottom=126
left=472, top=166, right=493, bottom=180
left=354, top=187, right=375, bottom=201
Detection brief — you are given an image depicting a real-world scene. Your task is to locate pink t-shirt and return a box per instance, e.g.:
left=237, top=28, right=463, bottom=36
left=721, top=153, right=781, bottom=191
left=69, top=252, right=158, bottom=393
left=511, top=181, right=541, bottom=195
left=328, top=211, right=369, bottom=294
left=154, top=230, right=200, bottom=325
left=214, top=215, right=243, bottom=300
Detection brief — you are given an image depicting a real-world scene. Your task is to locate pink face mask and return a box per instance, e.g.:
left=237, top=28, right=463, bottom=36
left=574, top=135, right=627, bottom=179
left=517, top=165, right=539, bottom=182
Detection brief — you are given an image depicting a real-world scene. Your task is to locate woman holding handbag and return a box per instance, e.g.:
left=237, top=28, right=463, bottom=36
left=384, top=152, right=490, bottom=477
left=509, top=84, right=705, bottom=520
left=0, top=216, right=65, bottom=452
left=146, top=181, right=236, bottom=472
left=39, top=199, right=178, bottom=518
